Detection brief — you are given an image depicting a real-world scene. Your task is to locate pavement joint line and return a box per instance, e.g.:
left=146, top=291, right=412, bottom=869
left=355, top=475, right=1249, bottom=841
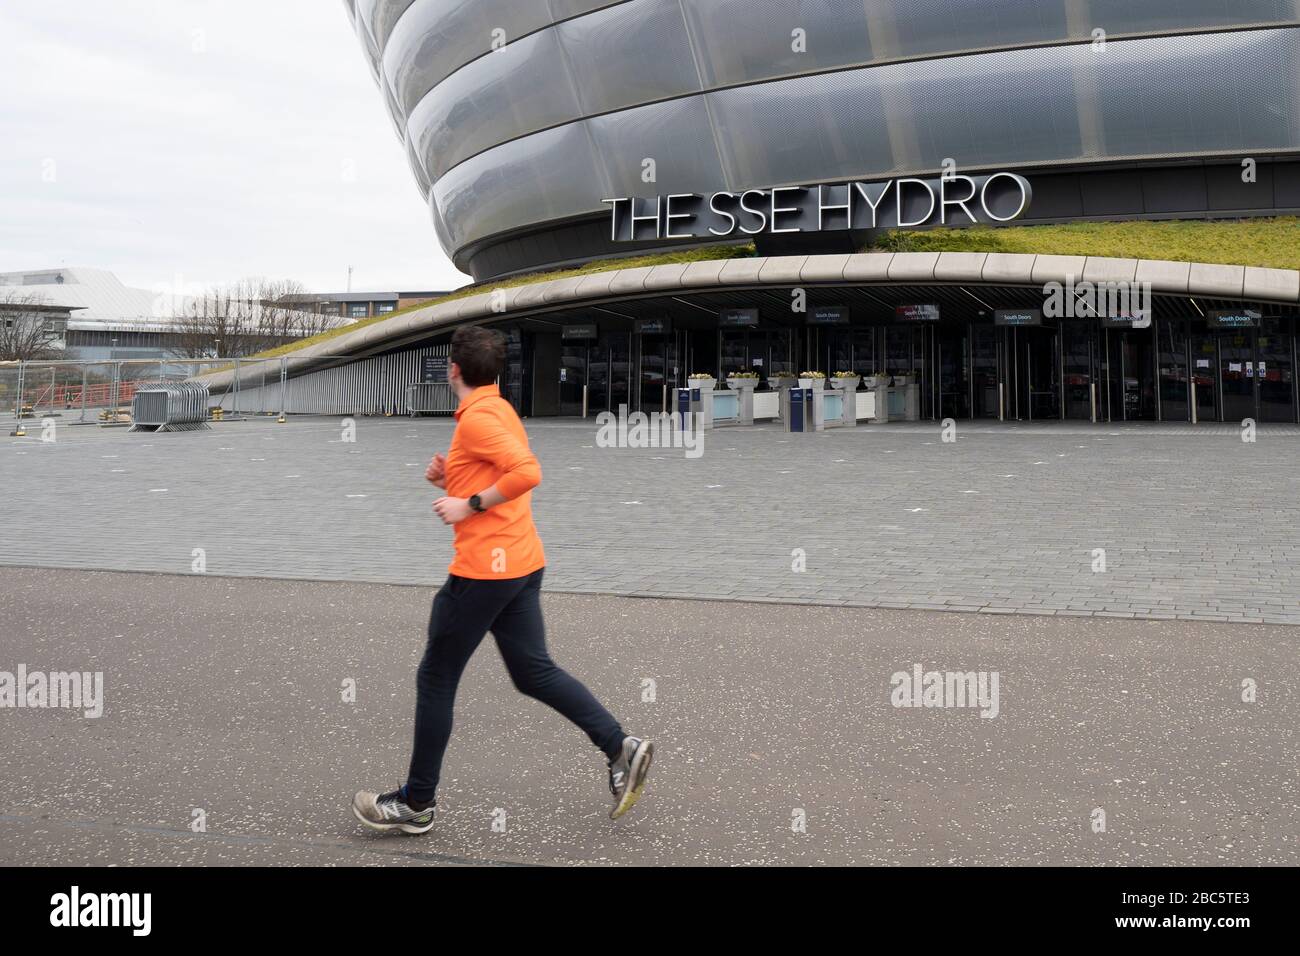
left=0, top=814, right=537, bottom=868
left=0, top=563, right=1290, bottom=629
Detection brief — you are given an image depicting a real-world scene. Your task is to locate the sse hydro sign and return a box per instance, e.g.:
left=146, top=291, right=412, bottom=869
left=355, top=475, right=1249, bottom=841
left=603, top=173, right=1032, bottom=242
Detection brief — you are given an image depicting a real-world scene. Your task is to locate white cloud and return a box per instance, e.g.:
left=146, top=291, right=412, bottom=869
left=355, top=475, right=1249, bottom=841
left=0, top=0, right=469, bottom=294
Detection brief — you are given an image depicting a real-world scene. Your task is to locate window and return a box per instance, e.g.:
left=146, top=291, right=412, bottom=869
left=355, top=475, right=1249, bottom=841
left=350, top=304, right=368, bottom=318
left=376, top=303, right=396, bottom=314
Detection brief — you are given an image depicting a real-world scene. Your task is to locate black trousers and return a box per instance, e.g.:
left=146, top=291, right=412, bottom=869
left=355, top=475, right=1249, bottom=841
left=406, top=568, right=625, bottom=803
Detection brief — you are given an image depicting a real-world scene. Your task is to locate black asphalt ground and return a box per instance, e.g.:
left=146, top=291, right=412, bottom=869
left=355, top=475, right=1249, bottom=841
left=1, top=567, right=1295, bottom=866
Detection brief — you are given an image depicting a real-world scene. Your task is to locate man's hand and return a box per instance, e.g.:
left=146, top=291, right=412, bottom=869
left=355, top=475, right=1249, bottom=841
left=425, top=453, right=447, bottom=488
left=432, top=496, right=474, bottom=525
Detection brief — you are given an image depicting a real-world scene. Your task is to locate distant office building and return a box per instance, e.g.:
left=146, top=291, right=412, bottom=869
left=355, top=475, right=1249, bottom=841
left=292, top=290, right=450, bottom=321
left=0, top=269, right=362, bottom=362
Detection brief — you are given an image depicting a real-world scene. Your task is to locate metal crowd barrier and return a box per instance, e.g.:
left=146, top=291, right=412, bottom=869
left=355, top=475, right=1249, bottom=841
left=129, top=382, right=212, bottom=432
left=405, top=382, right=455, bottom=416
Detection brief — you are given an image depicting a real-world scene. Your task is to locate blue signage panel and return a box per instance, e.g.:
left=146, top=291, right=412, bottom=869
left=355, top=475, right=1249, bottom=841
left=562, top=323, right=599, bottom=340
left=1207, top=309, right=1262, bottom=329
left=1101, top=313, right=1152, bottom=329
left=635, top=317, right=672, bottom=334
left=720, top=308, right=760, bottom=328
left=994, top=309, right=1042, bottom=327
left=808, top=305, right=849, bottom=325
left=789, top=387, right=807, bottom=432
left=896, top=304, right=940, bottom=322
left=677, top=387, right=692, bottom=427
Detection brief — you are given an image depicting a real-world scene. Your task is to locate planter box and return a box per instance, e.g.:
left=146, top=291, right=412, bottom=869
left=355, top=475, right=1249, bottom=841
left=726, top=378, right=758, bottom=391
left=830, top=376, right=860, bottom=391
left=797, top=377, right=825, bottom=390
left=687, top=378, right=716, bottom=391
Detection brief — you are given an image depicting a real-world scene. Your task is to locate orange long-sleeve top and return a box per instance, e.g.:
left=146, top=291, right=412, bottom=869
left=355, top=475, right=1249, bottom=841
left=442, top=384, right=545, bottom=580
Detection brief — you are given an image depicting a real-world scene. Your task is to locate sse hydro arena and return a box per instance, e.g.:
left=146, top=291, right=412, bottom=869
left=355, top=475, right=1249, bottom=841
left=271, top=1, right=1300, bottom=424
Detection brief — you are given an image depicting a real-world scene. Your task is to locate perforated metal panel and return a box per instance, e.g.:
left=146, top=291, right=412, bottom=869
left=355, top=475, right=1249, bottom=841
left=546, top=0, right=630, bottom=20
left=357, top=0, right=417, bottom=50
left=382, top=0, right=554, bottom=117
left=588, top=97, right=727, bottom=197
left=428, top=28, right=1300, bottom=252
left=409, top=29, right=582, bottom=181
left=432, top=123, right=608, bottom=250
left=353, top=0, right=1300, bottom=269
left=556, top=0, right=701, bottom=116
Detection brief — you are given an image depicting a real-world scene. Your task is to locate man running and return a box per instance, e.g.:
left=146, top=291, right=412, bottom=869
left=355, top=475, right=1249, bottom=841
left=353, top=326, right=653, bottom=834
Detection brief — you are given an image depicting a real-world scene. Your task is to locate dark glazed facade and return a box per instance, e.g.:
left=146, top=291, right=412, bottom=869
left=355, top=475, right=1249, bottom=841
left=344, top=0, right=1300, bottom=279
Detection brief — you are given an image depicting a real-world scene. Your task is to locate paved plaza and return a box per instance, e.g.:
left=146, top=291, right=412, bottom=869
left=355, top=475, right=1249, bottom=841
left=2, top=567, right=1296, bottom=866
left=1, top=414, right=1297, bottom=624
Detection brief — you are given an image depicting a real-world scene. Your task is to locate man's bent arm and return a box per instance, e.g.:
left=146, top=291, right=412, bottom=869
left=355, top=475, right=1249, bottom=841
left=461, top=413, right=541, bottom=502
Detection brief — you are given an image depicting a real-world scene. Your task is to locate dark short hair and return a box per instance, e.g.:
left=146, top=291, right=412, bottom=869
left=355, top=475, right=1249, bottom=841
left=450, top=326, right=506, bottom=387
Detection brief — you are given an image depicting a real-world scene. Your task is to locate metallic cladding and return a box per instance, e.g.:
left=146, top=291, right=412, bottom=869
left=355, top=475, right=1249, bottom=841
left=345, top=0, right=1300, bottom=271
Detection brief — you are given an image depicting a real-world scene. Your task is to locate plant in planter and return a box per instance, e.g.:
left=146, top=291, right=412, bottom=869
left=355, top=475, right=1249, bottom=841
left=829, top=370, right=861, bottom=390
left=768, top=371, right=797, bottom=389
left=862, top=370, right=889, bottom=388
left=726, top=370, right=760, bottom=390
left=687, top=372, right=716, bottom=386
left=798, top=370, right=827, bottom=390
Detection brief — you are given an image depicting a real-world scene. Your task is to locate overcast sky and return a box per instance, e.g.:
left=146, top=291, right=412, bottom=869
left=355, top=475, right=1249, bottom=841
left=0, top=0, right=469, bottom=296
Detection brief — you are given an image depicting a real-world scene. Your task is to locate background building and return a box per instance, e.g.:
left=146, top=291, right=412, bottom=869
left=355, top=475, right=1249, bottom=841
left=347, top=0, right=1300, bottom=280
left=291, top=290, right=450, bottom=321
left=0, top=268, right=362, bottom=361
left=260, top=2, right=1300, bottom=425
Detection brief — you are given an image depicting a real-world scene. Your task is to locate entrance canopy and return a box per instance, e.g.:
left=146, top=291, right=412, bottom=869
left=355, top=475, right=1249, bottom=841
left=199, top=252, right=1300, bottom=424
left=247, top=252, right=1300, bottom=369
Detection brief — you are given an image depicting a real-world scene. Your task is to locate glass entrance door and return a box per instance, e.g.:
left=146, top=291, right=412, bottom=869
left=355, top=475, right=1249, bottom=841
left=584, top=332, right=631, bottom=415
left=635, top=330, right=677, bottom=414
left=971, top=325, right=999, bottom=418
left=1219, top=329, right=1256, bottom=423
left=609, top=332, right=630, bottom=413
left=1156, top=318, right=1190, bottom=422
left=937, top=327, right=969, bottom=420
left=1028, top=327, right=1060, bottom=420
left=1006, top=326, right=1059, bottom=420
left=1189, top=325, right=1218, bottom=422
left=1258, top=317, right=1296, bottom=422
left=1061, top=320, right=1095, bottom=420
left=1104, top=326, right=1156, bottom=421
left=558, top=343, right=586, bottom=416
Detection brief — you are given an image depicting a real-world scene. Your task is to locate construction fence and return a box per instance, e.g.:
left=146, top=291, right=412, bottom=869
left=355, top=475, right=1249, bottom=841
left=1, top=343, right=454, bottom=425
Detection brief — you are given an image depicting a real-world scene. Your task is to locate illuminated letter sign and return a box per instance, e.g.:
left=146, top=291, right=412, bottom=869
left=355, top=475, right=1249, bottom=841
left=604, top=173, right=1031, bottom=242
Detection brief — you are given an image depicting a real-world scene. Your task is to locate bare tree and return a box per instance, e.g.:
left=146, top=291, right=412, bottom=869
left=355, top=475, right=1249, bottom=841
left=0, top=289, right=67, bottom=362
left=168, top=277, right=331, bottom=358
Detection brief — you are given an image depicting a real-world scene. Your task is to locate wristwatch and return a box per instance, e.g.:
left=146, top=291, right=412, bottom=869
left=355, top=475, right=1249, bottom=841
left=468, top=494, right=487, bottom=513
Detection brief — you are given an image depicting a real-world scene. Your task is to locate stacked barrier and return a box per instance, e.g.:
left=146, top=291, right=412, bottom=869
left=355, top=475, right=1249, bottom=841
left=129, top=382, right=211, bottom=432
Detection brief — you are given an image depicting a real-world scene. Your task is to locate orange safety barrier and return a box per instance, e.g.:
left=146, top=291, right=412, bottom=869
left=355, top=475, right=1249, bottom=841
left=33, top=380, right=146, bottom=409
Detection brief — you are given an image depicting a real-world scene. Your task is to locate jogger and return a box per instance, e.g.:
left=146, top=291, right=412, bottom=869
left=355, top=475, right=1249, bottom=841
left=406, top=568, right=625, bottom=803
left=353, top=326, right=653, bottom=834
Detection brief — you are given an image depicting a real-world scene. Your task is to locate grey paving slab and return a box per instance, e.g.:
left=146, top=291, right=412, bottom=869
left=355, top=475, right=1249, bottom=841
left=1, top=416, right=1298, bottom=625
left=1, top=568, right=1296, bottom=866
